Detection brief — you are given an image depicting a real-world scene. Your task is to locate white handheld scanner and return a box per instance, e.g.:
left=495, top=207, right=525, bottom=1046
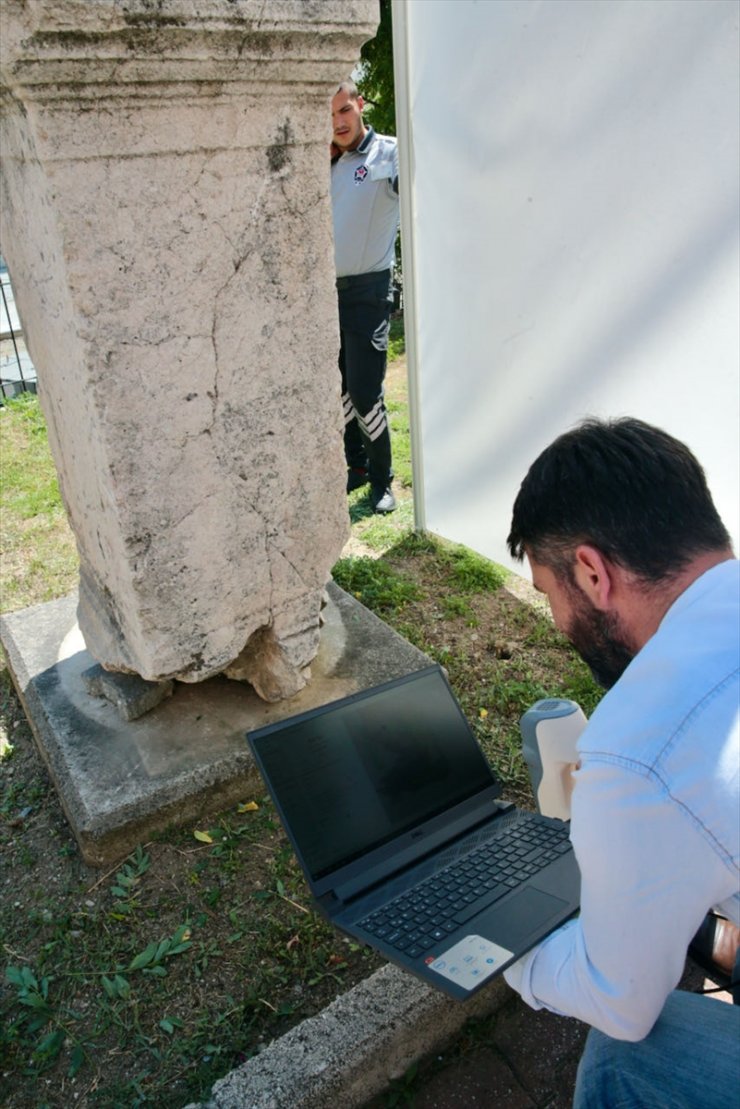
left=520, top=699, right=588, bottom=821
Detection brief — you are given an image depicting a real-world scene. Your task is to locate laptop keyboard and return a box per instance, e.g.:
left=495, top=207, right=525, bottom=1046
left=358, top=815, right=571, bottom=958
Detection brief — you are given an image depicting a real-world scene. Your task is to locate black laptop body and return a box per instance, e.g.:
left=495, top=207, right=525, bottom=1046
left=247, top=664, right=580, bottom=1000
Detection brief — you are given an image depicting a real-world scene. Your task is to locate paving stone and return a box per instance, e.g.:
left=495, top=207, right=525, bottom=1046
left=492, top=996, right=587, bottom=1103
left=411, top=1046, right=537, bottom=1109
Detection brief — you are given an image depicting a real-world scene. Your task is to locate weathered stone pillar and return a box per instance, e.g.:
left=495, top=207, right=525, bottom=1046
left=0, top=0, right=378, bottom=700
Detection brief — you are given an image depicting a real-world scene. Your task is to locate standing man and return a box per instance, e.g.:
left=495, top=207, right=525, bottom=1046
left=505, top=417, right=739, bottom=1107
left=330, top=80, right=400, bottom=513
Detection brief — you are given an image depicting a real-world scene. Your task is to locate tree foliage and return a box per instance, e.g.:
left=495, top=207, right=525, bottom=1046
left=357, top=0, right=396, bottom=136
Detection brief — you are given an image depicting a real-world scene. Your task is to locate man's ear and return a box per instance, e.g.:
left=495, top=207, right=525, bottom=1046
left=573, top=544, right=614, bottom=610
left=357, top=96, right=364, bottom=112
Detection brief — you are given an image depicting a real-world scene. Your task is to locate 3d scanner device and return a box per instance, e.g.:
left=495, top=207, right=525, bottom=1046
left=520, top=699, right=588, bottom=821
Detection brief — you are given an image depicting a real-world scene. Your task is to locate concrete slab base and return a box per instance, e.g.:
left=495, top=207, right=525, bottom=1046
left=184, top=963, right=508, bottom=1109
left=0, top=582, right=431, bottom=866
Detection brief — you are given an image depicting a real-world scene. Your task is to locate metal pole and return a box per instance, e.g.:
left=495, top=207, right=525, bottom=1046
left=392, top=0, right=426, bottom=533
left=0, top=274, right=26, bottom=394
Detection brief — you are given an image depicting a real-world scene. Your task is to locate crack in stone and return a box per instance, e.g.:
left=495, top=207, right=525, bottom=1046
left=266, top=534, right=309, bottom=595
left=208, top=291, right=222, bottom=428
left=207, top=172, right=274, bottom=431
left=263, top=525, right=276, bottom=618
left=279, top=179, right=325, bottom=220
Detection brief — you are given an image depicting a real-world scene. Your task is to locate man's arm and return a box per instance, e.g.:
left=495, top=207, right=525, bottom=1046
left=505, top=759, right=730, bottom=1040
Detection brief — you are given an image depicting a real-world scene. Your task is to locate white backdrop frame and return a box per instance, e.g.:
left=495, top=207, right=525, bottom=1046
left=392, top=0, right=740, bottom=571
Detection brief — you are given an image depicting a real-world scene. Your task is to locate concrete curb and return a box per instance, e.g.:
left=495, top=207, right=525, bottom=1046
left=185, top=963, right=507, bottom=1109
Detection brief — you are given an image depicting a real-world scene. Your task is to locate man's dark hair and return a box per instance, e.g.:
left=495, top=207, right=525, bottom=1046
left=336, top=79, right=360, bottom=100
left=507, top=417, right=731, bottom=581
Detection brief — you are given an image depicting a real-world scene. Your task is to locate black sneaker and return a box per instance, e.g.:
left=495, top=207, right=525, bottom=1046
left=370, top=484, right=396, bottom=514
left=347, top=467, right=369, bottom=493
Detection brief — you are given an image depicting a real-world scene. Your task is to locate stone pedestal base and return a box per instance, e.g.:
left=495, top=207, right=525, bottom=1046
left=0, top=584, right=430, bottom=866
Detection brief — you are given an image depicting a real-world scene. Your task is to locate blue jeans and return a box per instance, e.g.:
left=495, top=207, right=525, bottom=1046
left=574, top=990, right=740, bottom=1108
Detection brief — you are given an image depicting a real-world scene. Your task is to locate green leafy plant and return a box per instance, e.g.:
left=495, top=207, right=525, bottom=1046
left=6, top=965, right=53, bottom=1024
left=357, top=0, right=396, bottom=135
left=3, top=965, right=86, bottom=1078
left=127, top=922, right=193, bottom=976
left=109, top=845, right=151, bottom=917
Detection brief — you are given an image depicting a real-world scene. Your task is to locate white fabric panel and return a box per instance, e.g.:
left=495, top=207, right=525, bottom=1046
left=396, top=0, right=739, bottom=570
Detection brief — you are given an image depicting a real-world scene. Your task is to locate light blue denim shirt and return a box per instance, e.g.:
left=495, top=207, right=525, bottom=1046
left=505, top=559, right=740, bottom=1041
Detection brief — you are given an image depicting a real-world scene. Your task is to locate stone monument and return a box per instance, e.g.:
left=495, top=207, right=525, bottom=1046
left=0, top=0, right=378, bottom=702
left=0, top=0, right=435, bottom=867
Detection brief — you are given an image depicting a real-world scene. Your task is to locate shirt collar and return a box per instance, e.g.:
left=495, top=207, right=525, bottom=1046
left=333, top=126, right=374, bottom=165
left=356, top=127, right=375, bottom=154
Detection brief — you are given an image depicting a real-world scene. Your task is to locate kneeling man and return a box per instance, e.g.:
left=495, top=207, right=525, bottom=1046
left=505, top=417, right=739, bottom=1108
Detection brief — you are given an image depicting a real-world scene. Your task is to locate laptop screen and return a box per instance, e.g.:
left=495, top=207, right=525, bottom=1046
left=250, top=667, right=498, bottom=881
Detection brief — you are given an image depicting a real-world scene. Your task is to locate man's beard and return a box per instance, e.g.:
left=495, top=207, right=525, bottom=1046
left=565, top=595, right=636, bottom=690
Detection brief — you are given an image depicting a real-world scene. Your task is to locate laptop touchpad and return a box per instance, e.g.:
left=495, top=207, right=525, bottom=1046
left=479, top=887, right=569, bottom=948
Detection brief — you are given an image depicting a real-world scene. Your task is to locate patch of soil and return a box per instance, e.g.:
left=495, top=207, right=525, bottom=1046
left=0, top=678, right=382, bottom=1108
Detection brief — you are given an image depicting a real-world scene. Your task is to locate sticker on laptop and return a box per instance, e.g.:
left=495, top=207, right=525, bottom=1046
left=425, top=935, right=514, bottom=990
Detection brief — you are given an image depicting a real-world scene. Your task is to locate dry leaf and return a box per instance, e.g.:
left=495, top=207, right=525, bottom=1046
left=237, top=801, right=259, bottom=813
left=193, top=830, right=214, bottom=844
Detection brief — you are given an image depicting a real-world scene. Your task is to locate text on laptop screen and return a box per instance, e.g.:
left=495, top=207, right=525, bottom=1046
left=254, top=669, right=496, bottom=880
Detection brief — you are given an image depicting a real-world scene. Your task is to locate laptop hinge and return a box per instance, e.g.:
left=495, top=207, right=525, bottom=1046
left=332, top=800, right=510, bottom=905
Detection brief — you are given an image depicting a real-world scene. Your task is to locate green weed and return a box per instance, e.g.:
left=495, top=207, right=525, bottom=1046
left=441, top=594, right=477, bottom=623
left=3, top=965, right=83, bottom=1078
left=331, top=555, right=420, bottom=614
left=440, top=543, right=508, bottom=593
left=482, top=673, right=549, bottom=717
left=108, top=845, right=151, bottom=917
left=390, top=531, right=439, bottom=557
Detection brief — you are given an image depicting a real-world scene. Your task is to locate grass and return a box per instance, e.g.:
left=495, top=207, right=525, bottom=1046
left=0, top=761, right=382, bottom=1107
left=0, top=393, right=78, bottom=611
left=387, top=315, right=405, bottom=363
left=331, top=555, right=420, bottom=613
left=0, top=339, right=602, bottom=1107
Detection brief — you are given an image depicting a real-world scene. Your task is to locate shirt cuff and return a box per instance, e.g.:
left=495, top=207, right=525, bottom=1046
left=503, top=953, right=529, bottom=996
left=503, top=917, right=580, bottom=1016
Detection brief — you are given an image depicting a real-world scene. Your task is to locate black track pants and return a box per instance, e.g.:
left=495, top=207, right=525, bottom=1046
left=337, top=270, right=393, bottom=488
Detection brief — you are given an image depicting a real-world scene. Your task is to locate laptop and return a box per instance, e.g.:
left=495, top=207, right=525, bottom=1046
left=247, top=664, right=580, bottom=999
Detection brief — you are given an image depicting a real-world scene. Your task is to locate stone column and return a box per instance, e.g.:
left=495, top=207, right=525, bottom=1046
left=0, top=0, right=378, bottom=700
